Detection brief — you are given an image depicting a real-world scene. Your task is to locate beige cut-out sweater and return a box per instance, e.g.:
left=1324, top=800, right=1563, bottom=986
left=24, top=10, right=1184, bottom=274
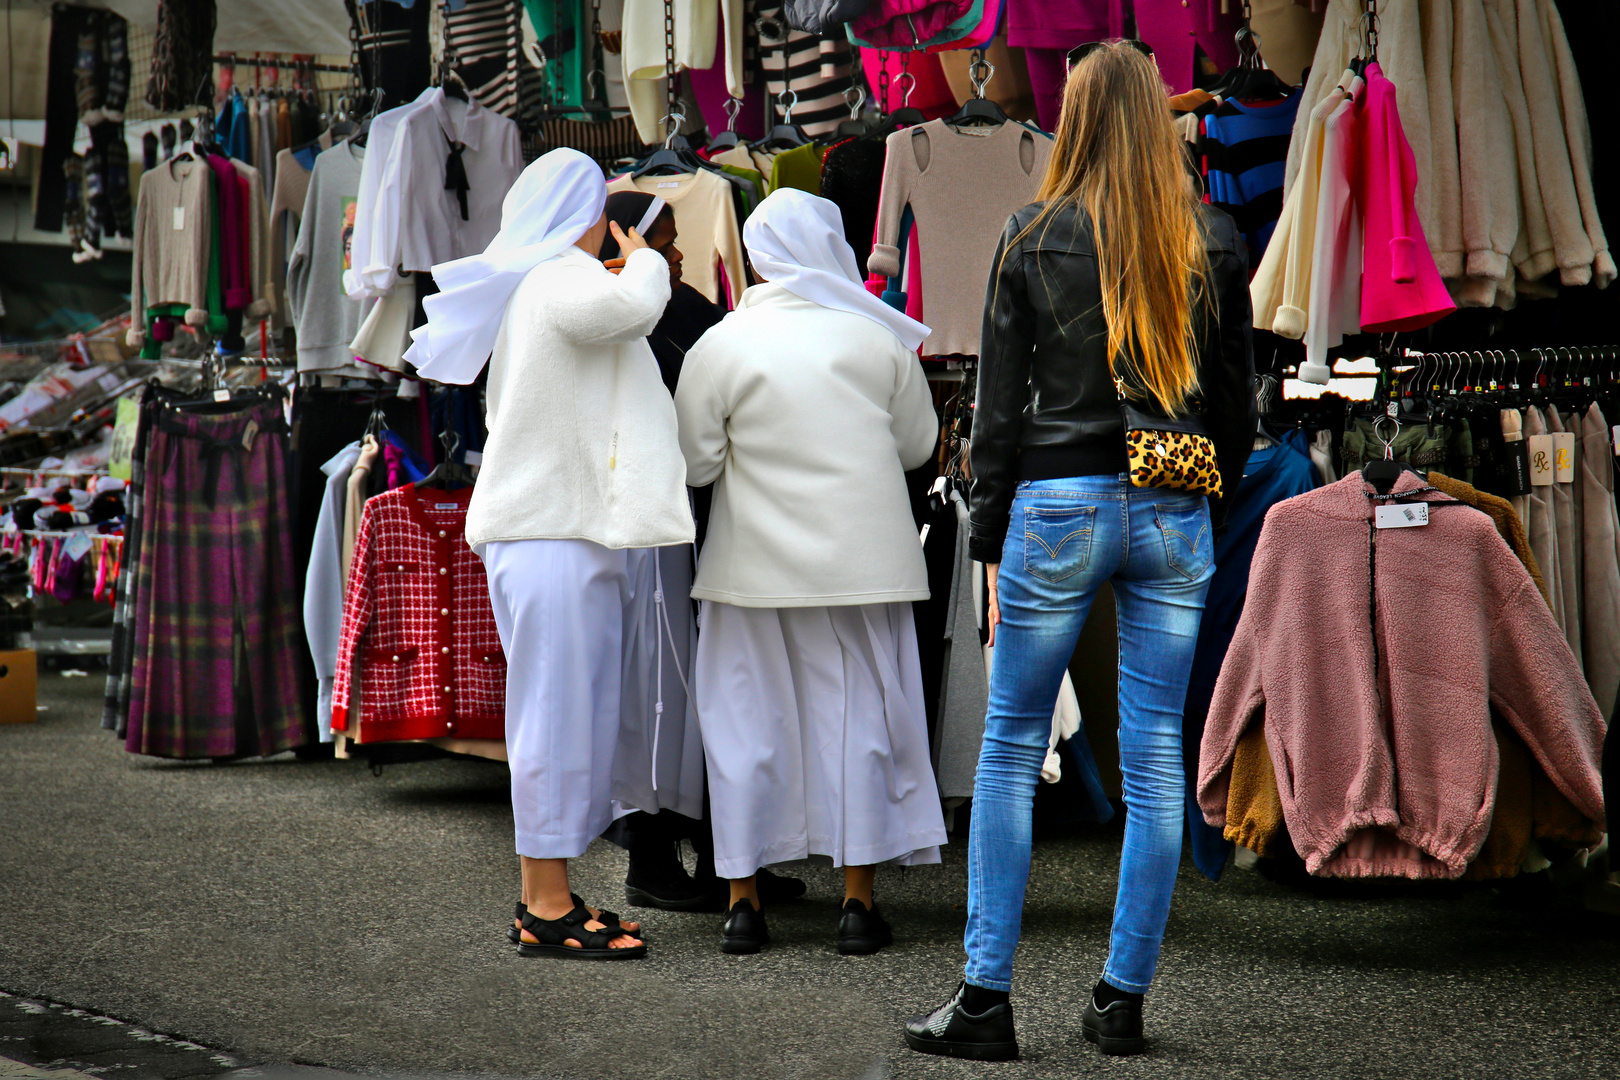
left=869, top=120, right=1052, bottom=358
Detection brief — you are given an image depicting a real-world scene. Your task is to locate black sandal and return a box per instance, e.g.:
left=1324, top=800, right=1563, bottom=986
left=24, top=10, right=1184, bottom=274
left=507, top=896, right=627, bottom=944
left=517, top=903, right=647, bottom=960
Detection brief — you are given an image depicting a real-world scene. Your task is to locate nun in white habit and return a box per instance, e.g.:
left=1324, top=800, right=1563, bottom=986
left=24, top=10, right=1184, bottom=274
left=408, top=148, right=703, bottom=960
left=673, top=188, right=948, bottom=956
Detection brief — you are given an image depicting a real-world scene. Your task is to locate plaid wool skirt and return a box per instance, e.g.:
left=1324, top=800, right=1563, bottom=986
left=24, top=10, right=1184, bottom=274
left=123, top=393, right=307, bottom=759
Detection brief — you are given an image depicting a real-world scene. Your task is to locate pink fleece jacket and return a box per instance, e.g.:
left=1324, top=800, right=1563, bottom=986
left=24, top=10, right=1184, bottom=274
left=1199, top=471, right=1605, bottom=879
left=1357, top=62, right=1455, bottom=332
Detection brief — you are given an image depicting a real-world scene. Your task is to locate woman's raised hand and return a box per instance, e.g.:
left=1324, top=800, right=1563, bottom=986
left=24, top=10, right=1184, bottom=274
left=609, top=221, right=650, bottom=254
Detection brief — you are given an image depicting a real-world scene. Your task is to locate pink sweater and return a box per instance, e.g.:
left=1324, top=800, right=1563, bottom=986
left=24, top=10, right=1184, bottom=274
left=1199, top=471, right=1605, bottom=879
left=1357, top=62, right=1454, bottom=332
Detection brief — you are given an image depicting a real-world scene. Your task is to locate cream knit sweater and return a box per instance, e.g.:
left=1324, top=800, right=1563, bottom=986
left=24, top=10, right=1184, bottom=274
left=466, top=247, right=694, bottom=552
left=674, top=283, right=938, bottom=607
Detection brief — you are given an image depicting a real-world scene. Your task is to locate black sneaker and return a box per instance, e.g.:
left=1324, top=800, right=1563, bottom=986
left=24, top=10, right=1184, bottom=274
left=720, top=899, right=769, bottom=954
left=1081, top=994, right=1146, bottom=1055
left=903, top=983, right=1018, bottom=1061
left=836, top=897, right=893, bottom=955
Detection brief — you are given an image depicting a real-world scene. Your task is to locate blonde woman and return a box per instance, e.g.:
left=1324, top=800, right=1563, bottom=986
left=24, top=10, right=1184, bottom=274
left=905, top=41, right=1257, bottom=1059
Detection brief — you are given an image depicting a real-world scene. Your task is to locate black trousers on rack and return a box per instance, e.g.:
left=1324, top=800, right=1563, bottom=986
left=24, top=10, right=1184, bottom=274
left=289, top=385, right=425, bottom=754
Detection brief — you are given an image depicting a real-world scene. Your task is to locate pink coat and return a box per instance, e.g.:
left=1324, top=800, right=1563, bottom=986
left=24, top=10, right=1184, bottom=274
left=1199, top=471, right=1605, bottom=879
left=1357, top=62, right=1454, bottom=332
left=1005, top=0, right=1241, bottom=95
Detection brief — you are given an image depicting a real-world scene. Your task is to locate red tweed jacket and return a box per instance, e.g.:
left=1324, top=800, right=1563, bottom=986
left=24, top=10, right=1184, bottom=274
left=332, top=484, right=505, bottom=743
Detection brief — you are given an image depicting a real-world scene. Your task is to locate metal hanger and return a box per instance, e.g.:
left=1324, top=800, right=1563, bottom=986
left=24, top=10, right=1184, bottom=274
left=946, top=52, right=1009, bottom=127
left=758, top=89, right=810, bottom=149
left=707, top=96, right=745, bottom=152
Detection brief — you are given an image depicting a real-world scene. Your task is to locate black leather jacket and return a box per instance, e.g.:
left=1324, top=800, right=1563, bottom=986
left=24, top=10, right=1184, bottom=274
left=967, top=201, right=1258, bottom=563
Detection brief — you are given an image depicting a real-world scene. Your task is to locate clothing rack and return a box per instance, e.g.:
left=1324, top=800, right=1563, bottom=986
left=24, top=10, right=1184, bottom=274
left=11, top=530, right=122, bottom=544
left=214, top=55, right=353, bottom=75
left=1395, top=346, right=1620, bottom=393
left=0, top=467, right=109, bottom=479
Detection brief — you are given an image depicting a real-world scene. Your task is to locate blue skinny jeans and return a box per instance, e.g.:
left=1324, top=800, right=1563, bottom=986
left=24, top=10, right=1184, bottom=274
left=964, top=476, right=1214, bottom=994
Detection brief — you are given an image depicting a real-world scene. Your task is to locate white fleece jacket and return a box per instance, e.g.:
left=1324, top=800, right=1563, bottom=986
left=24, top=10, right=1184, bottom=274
left=1532, top=0, right=1614, bottom=287
left=465, top=247, right=694, bottom=552
left=674, top=283, right=938, bottom=607
left=1451, top=0, right=1520, bottom=287
left=1254, top=79, right=1342, bottom=347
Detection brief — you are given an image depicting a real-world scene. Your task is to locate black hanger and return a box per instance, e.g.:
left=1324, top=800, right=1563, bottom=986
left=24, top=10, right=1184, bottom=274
left=633, top=114, right=710, bottom=177
left=834, top=85, right=873, bottom=138
left=362, top=384, right=391, bottom=439
left=418, top=429, right=475, bottom=490
left=946, top=52, right=1009, bottom=128
left=756, top=89, right=810, bottom=149
left=707, top=96, right=745, bottom=152
left=1208, top=18, right=1292, bottom=102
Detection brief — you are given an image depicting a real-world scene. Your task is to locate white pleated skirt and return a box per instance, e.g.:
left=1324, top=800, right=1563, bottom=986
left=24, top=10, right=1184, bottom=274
left=481, top=538, right=704, bottom=859
left=694, top=600, right=947, bottom=880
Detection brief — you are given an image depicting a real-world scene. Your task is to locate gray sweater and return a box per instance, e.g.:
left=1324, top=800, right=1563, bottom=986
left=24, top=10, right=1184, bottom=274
left=287, top=143, right=367, bottom=374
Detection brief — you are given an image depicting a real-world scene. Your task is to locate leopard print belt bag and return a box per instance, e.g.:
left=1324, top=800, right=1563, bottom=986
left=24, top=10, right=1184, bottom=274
left=1116, top=377, right=1223, bottom=500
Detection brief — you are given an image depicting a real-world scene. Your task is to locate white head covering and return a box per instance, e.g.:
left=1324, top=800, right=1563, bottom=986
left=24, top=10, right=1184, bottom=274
left=405, top=148, right=608, bottom=384
left=742, top=188, right=931, bottom=352
left=635, top=196, right=667, bottom=236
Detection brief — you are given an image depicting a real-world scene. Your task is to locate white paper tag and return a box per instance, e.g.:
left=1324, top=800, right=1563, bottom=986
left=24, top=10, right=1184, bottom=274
left=434, top=502, right=459, bottom=510
left=655, top=181, right=681, bottom=188
left=1528, top=434, right=1555, bottom=486
left=1611, top=425, right=1620, bottom=453
left=240, top=419, right=258, bottom=452
left=172, top=206, right=185, bottom=230
left=1553, top=430, right=1576, bottom=483
left=62, top=533, right=93, bottom=560
left=1375, top=503, right=1430, bottom=529
left=212, top=388, right=231, bottom=403
left=463, top=450, right=482, bottom=466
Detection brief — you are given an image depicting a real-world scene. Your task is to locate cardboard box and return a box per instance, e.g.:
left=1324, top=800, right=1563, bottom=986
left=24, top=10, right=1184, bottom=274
left=0, top=649, right=38, bottom=724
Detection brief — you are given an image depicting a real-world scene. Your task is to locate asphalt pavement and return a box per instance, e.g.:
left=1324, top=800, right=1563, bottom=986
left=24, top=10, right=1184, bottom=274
left=2, top=670, right=1619, bottom=1079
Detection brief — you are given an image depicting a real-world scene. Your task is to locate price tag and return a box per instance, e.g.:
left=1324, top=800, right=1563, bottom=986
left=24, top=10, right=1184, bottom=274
left=1375, top=504, right=1430, bottom=529
left=240, top=419, right=259, bottom=452
left=1528, top=434, right=1555, bottom=486
left=1503, top=440, right=1532, bottom=496
left=1553, top=430, right=1576, bottom=482
left=212, top=389, right=230, bottom=403
left=172, top=207, right=186, bottom=230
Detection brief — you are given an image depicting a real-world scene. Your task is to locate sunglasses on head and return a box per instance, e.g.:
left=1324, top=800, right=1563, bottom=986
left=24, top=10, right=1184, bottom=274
left=1066, top=39, right=1155, bottom=72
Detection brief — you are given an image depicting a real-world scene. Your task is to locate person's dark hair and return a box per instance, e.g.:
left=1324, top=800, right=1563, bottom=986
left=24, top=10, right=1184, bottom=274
left=599, top=192, right=674, bottom=260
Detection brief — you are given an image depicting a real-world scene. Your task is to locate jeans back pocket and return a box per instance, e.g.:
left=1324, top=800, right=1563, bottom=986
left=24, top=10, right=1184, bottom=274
left=1024, top=504, right=1097, bottom=583
left=1155, top=501, right=1212, bottom=580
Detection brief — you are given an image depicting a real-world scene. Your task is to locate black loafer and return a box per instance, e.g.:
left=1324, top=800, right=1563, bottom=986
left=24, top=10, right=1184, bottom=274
left=903, top=983, right=1018, bottom=1061
left=758, top=867, right=807, bottom=903
left=837, top=897, right=893, bottom=955
left=721, top=899, right=769, bottom=954
left=1081, top=995, right=1146, bottom=1055
left=626, top=865, right=718, bottom=912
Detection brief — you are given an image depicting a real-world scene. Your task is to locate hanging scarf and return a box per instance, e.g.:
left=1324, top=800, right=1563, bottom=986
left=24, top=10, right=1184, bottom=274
left=444, top=133, right=470, bottom=221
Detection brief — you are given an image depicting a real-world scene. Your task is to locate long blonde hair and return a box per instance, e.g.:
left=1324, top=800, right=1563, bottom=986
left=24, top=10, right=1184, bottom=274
left=1014, top=42, right=1207, bottom=415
